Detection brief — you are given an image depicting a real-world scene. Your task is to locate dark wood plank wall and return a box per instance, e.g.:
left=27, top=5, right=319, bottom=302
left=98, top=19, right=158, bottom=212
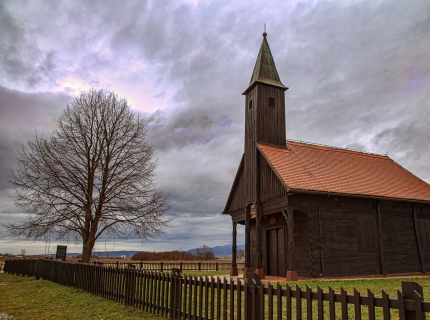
left=245, top=88, right=257, bottom=204
left=244, top=83, right=286, bottom=204
left=259, top=153, right=287, bottom=203
left=379, top=201, right=421, bottom=274
left=417, top=205, right=430, bottom=271
left=226, top=169, right=246, bottom=213
left=319, top=207, right=381, bottom=277
left=293, top=211, right=312, bottom=276
left=256, top=85, right=286, bottom=146
left=287, top=193, right=429, bottom=277
left=262, top=195, right=289, bottom=216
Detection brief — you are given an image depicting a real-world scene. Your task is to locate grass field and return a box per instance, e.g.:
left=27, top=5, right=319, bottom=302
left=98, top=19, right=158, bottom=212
left=0, top=273, right=164, bottom=320
left=1, top=269, right=429, bottom=319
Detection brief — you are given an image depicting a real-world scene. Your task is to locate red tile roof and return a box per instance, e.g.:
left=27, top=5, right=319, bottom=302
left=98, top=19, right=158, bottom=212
left=257, top=140, right=430, bottom=202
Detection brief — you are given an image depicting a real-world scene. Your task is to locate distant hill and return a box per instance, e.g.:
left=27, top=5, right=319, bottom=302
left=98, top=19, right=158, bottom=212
left=65, top=250, right=139, bottom=257
left=62, top=245, right=245, bottom=258
left=187, top=244, right=244, bottom=256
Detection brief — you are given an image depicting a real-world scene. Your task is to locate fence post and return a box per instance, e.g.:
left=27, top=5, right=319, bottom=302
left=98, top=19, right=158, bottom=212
left=170, top=268, right=182, bottom=320
left=160, top=262, right=163, bottom=272
left=180, top=262, right=182, bottom=272
left=246, top=272, right=261, bottom=320
left=216, top=262, right=218, bottom=271
left=402, top=282, right=425, bottom=320
left=125, top=266, right=136, bottom=306
left=198, top=262, right=201, bottom=271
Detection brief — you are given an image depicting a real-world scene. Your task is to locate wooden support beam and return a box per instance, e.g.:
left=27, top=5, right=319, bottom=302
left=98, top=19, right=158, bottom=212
left=318, top=207, right=324, bottom=277
left=413, top=204, right=425, bottom=273
left=285, top=208, right=295, bottom=271
left=245, top=205, right=250, bottom=268
left=375, top=202, right=386, bottom=275
left=230, top=221, right=239, bottom=276
left=256, top=201, right=262, bottom=270
left=232, top=221, right=237, bottom=268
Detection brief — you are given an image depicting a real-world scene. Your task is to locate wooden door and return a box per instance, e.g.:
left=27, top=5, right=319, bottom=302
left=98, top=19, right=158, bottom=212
left=266, top=227, right=285, bottom=276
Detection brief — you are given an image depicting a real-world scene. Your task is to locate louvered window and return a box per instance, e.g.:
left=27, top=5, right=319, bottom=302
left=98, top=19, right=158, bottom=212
left=356, top=216, right=377, bottom=251
left=268, top=97, right=275, bottom=108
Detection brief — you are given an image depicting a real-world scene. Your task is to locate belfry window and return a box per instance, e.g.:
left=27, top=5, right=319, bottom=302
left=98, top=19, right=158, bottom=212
left=248, top=99, right=253, bottom=111
left=268, top=97, right=275, bottom=108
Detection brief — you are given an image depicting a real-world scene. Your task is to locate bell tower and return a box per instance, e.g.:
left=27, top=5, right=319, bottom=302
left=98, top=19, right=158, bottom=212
left=243, top=32, right=288, bottom=205
left=242, top=32, right=288, bottom=277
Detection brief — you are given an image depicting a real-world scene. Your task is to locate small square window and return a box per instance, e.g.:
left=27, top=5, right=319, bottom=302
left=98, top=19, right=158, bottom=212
left=268, top=97, right=275, bottom=108
left=248, top=99, right=253, bottom=111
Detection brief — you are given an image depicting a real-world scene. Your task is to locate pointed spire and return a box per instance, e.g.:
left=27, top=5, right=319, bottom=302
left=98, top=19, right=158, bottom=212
left=243, top=32, right=287, bottom=94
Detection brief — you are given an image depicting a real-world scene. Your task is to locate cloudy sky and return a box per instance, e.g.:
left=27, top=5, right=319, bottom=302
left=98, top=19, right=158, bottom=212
left=1, top=0, right=429, bottom=255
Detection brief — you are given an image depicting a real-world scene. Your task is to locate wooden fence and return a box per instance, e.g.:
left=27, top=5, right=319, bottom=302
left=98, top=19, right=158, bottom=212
left=100, top=261, right=244, bottom=272
left=3, top=259, right=430, bottom=319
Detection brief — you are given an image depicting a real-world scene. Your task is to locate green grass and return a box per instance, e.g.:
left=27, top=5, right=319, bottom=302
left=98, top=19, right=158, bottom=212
left=269, top=277, right=430, bottom=319
left=179, top=272, right=430, bottom=319
left=2, top=269, right=429, bottom=320
left=0, top=273, right=165, bottom=320
left=279, top=276, right=430, bottom=298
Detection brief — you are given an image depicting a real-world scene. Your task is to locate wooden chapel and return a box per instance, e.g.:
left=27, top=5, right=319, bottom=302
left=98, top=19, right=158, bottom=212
left=223, top=32, right=430, bottom=279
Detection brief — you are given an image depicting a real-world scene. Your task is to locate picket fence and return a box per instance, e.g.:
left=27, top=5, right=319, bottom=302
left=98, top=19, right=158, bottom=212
left=3, top=259, right=430, bottom=319
left=100, top=261, right=245, bottom=272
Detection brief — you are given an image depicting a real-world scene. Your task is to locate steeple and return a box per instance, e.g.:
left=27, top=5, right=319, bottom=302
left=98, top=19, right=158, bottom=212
left=243, top=32, right=288, bottom=95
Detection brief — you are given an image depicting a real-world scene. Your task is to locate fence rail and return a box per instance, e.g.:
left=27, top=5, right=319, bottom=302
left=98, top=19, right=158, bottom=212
left=100, top=261, right=244, bottom=272
left=3, top=259, right=430, bottom=319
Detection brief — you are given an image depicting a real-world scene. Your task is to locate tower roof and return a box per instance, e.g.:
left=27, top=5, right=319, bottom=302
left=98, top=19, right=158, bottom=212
left=243, top=33, right=287, bottom=94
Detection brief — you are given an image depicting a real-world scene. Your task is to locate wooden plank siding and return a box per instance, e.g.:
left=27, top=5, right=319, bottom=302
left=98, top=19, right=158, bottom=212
left=244, top=86, right=258, bottom=204
left=416, top=205, right=430, bottom=271
left=244, top=83, right=287, bottom=204
left=225, top=161, right=246, bottom=213
left=379, top=201, right=422, bottom=274
left=259, top=153, right=287, bottom=203
left=255, top=84, right=286, bottom=147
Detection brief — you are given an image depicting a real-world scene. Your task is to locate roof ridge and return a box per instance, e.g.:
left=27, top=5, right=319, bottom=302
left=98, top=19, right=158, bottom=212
left=286, top=139, right=388, bottom=159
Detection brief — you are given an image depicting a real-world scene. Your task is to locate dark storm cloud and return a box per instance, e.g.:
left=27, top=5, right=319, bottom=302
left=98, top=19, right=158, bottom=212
left=0, top=86, right=72, bottom=190
left=272, top=1, right=430, bottom=186
left=146, top=109, right=233, bottom=151
left=0, top=4, right=59, bottom=88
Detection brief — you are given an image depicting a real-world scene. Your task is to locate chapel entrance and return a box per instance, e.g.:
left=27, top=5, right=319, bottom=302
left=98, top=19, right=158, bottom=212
left=266, top=226, right=286, bottom=277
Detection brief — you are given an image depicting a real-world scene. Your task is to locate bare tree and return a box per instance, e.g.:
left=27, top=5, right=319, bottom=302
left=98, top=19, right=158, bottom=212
left=195, top=245, right=215, bottom=261
left=237, top=248, right=245, bottom=260
left=6, top=89, right=172, bottom=262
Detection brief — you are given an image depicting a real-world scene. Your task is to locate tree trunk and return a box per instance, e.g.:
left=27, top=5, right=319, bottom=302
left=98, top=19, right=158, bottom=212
left=81, top=237, right=95, bottom=263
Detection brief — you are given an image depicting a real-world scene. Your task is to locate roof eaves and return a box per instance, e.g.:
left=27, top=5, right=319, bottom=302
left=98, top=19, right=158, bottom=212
left=288, top=188, right=430, bottom=204
left=242, top=80, right=288, bottom=95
